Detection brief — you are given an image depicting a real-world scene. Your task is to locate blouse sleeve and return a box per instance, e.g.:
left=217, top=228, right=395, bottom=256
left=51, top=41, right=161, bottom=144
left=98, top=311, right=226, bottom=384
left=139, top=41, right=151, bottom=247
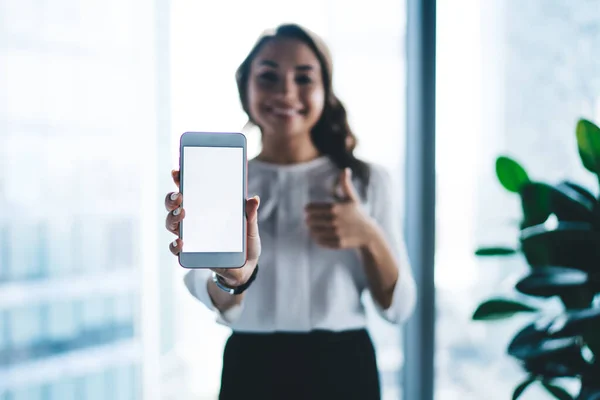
left=366, top=164, right=417, bottom=324
left=183, top=269, right=244, bottom=324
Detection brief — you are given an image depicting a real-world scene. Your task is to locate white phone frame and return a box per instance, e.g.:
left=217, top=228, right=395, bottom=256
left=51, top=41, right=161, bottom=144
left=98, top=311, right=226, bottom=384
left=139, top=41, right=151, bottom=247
left=178, top=131, right=247, bottom=269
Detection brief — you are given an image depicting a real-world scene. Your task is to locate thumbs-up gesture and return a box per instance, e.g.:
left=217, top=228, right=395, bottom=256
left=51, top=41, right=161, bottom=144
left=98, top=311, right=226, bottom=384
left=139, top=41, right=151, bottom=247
left=305, top=168, right=376, bottom=249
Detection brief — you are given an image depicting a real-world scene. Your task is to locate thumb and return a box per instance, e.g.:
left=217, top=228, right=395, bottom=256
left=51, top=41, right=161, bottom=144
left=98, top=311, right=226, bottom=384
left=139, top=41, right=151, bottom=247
left=171, top=169, right=180, bottom=188
left=339, top=168, right=359, bottom=202
left=245, top=195, right=261, bottom=263
left=245, top=195, right=260, bottom=238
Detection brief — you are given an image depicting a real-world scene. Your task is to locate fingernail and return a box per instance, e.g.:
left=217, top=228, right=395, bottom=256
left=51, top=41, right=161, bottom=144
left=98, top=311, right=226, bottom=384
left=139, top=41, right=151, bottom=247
left=170, top=192, right=179, bottom=201
left=254, top=195, right=261, bottom=208
left=172, top=239, right=178, bottom=247
left=345, top=168, right=352, bottom=177
left=173, top=207, right=181, bottom=216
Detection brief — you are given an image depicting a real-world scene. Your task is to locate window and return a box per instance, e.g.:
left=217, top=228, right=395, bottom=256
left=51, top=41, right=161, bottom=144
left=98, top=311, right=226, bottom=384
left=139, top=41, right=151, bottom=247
left=46, top=301, right=79, bottom=345
left=81, top=371, right=108, bottom=400
left=11, top=386, right=45, bottom=400
left=7, top=306, right=43, bottom=351
left=0, top=312, right=7, bottom=358
left=0, top=0, right=164, bottom=398
left=48, top=378, right=78, bottom=400
left=435, top=0, right=600, bottom=398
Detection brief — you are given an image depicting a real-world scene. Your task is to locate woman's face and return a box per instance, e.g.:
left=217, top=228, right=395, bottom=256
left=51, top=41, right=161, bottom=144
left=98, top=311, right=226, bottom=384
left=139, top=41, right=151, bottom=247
left=247, top=38, right=325, bottom=139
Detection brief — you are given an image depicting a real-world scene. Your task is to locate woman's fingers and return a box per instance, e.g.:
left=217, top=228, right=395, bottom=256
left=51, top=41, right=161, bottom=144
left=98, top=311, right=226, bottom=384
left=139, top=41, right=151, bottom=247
left=167, top=170, right=183, bottom=256
left=170, top=238, right=182, bottom=255
left=305, top=202, right=335, bottom=218
left=309, top=226, right=337, bottom=237
left=171, top=170, right=180, bottom=188
left=165, top=207, right=186, bottom=235
left=305, top=215, right=335, bottom=230
left=315, top=238, right=342, bottom=249
left=165, top=191, right=182, bottom=211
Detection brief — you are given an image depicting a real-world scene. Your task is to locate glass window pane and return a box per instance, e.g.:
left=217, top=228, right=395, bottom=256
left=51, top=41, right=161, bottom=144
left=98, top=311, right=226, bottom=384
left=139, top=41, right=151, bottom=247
left=0, top=223, right=9, bottom=282
left=6, top=221, right=47, bottom=281
left=71, top=217, right=107, bottom=275
left=109, top=364, right=138, bottom=400
left=1, top=0, right=159, bottom=396
left=80, top=297, right=109, bottom=333
left=11, top=385, right=43, bottom=400
left=435, top=0, right=600, bottom=399
left=47, top=301, right=79, bottom=344
left=0, top=312, right=7, bottom=352
left=47, top=222, right=75, bottom=279
left=8, top=306, right=43, bottom=349
left=112, top=294, right=135, bottom=336
left=48, top=378, right=77, bottom=400
left=105, top=218, right=135, bottom=270
left=81, top=372, right=106, bottom=400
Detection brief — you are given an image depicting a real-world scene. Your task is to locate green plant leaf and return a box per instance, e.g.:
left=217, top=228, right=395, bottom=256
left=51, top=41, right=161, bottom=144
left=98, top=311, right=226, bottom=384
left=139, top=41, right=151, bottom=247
left=542, top=382, right=574, bottom=400
left=519, top=182, right=552, bottom=228
left=496, top=156, right=531, bottom=193
left=475, top=247, right=517, bottom=256
left=513, top=377, right=536, bottom=400
left=576, top=119, right=600, bottom=174
left=472, top=298, right=538, bottom=321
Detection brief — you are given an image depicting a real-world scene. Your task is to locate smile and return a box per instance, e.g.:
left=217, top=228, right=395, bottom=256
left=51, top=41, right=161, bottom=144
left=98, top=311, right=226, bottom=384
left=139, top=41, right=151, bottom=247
left=271, top=107, right=301, bottom=116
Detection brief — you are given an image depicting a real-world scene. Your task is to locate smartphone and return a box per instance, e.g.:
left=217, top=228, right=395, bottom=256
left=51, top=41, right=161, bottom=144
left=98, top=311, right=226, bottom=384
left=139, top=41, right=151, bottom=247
left=178, top=132, right=247, bottom=268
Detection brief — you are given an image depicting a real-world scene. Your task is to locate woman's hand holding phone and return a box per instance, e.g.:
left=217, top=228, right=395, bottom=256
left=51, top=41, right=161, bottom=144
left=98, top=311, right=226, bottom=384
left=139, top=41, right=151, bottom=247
left=165, top=169, right=261, bottom=287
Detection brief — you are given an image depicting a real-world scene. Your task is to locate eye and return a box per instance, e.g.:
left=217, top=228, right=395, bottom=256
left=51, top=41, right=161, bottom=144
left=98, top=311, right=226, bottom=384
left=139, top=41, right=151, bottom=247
left=295, top=75, right=313, bottom=85
left=258, top=71, right=278, bottom=83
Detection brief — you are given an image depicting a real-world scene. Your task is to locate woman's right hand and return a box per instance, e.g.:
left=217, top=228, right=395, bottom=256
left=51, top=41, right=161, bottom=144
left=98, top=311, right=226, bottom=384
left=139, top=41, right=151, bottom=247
left=164, top=169, right=261, bottom=287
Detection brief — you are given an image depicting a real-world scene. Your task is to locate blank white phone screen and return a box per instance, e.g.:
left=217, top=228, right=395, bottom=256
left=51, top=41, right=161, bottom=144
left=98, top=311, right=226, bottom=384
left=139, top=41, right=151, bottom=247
left=182, top=146, right=244, bottom=253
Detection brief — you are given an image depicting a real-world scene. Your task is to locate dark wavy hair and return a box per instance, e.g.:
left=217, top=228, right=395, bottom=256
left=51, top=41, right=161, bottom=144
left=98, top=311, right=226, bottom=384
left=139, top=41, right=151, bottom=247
left=235, top=23, right=371, bottom=196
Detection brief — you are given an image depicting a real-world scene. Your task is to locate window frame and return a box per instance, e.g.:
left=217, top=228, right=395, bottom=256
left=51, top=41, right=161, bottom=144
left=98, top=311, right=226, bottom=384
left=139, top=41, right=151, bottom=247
left=401, top=0, right=436, bottom=399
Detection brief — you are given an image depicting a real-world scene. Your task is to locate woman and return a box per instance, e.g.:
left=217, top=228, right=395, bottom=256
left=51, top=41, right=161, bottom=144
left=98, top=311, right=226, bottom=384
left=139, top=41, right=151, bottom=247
left=164, top=24, right=416, bottom=400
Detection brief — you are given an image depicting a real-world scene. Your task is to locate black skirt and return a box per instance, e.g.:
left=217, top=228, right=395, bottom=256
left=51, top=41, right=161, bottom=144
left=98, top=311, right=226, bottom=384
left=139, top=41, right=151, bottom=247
left=219, top=328, right=381, bottom=400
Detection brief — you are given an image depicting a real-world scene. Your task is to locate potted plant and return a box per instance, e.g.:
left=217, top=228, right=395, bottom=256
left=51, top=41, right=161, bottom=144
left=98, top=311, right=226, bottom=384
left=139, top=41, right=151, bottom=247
left=472, top=119, right=600, bottom=400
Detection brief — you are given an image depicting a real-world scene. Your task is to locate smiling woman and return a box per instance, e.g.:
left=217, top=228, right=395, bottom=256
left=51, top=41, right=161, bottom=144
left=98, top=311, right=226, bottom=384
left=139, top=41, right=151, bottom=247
left=167, top=22, right=415, bottom=400
left=169, top=2, right=409, bottom=398
left=236, top=25, right=371, bottom=197
left=247, top=52, right=324, bottom=131
left=242, top=36, right=326, bottom=158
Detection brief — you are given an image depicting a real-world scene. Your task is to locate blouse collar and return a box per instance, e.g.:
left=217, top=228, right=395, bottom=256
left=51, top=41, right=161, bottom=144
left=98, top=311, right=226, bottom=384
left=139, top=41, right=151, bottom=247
left=250, top=156, right=331, bottom=174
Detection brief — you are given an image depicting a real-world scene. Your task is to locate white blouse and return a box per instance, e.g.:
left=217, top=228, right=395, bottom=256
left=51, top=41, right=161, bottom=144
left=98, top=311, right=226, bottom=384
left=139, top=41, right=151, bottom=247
left=183, top=156, right=416, bottom=333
